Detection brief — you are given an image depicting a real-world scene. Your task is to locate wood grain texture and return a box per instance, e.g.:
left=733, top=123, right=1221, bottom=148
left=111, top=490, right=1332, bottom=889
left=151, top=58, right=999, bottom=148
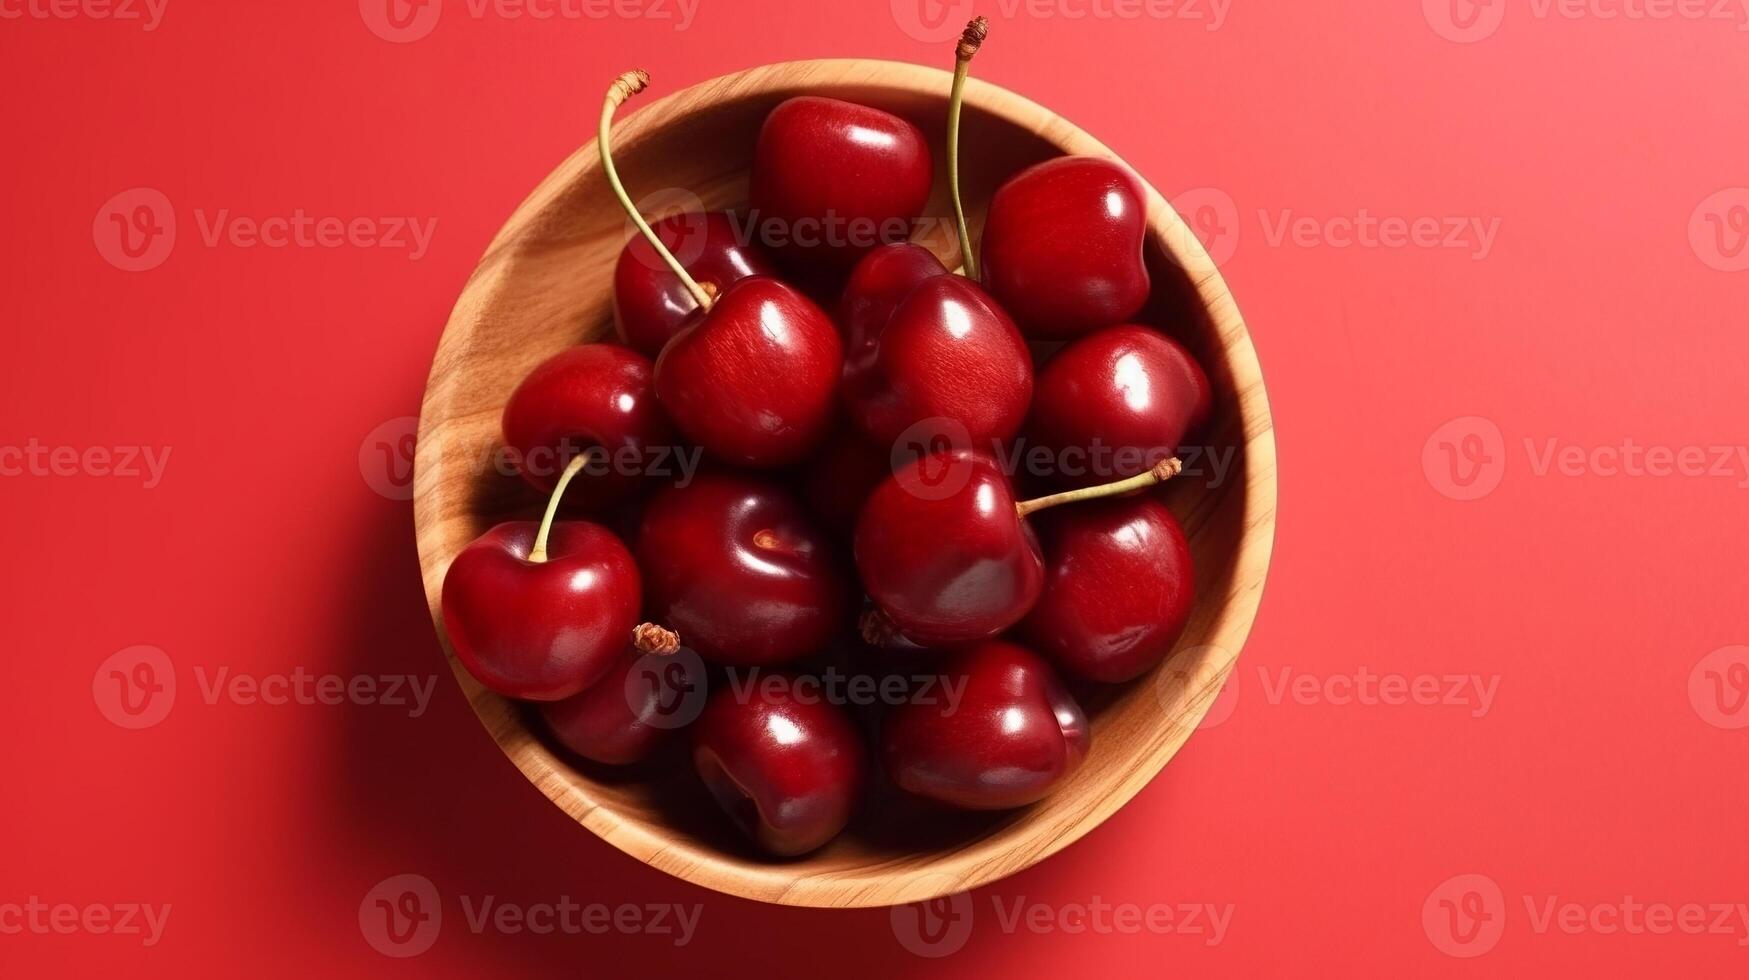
left=413, top=59, right=1277, bottom=908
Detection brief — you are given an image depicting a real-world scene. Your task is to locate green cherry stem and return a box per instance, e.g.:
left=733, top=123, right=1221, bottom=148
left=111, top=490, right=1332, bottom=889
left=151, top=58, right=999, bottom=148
left=1014, top=457, right=1184, bottom=519
left=600, top=70, right=714, bottom=312
left=947, top=17, right=987, bottom=279
left=528, top=453, right=592, bottom=563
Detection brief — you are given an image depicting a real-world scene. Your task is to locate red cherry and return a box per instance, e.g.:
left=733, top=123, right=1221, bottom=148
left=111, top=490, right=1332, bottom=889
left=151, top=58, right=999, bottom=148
left=749, top=96, right=933, bottom=272
left=613, top=211, right=776, bottom=358
left=440, top=519, right=640, bottom=701
left=501, top=343, right=675, bottom=504
left=654, top=276, right=842, bottom=467
left=638, top=470, right=849, bottom=666
left=598, top=74, right=841, bottom=469
left=856, top=452, right=1191, bottom=648
left=1018, top=496, right=1194, bottom=683
left=539, top=628, right=705, bottom=765
left=981, top=157, right=1151, bottom=340
left=692, top=685, right=866, bottom=856
left=1028, top=324, right=1213, bottom=485
left=840, top=244, right=1033, bottom=448
left=881, top=641, right=1089, bottom=810
left=853, top=451, right=1043, bottom=647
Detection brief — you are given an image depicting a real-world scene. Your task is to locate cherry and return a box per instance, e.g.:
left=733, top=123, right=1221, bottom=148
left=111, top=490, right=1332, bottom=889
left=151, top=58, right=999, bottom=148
left=692, top=684, right=866, bottom=856
left=1028, top=324, right=1213, bottom=485
left=749, top=95, right=932, bottom=272
left=840, top=246, right=1032, bottom=449
left=981, top=156, right=1152, bottom=340
left=441, top=456, right=642, bottom=701
left=501, top=343, right=675, bottom=504
left=836, top=24, right=1030, bottom=450
left=637, top=469, right=849, bottom=666
left=600, top=72, right=842, bottom=468
left=855, top=452, right=1187, bottom=648
left=539, top=626, right=704, bottom=765
left=613, top=210, right=776, bottom=358
left=1017, top=496, right=1195, bottom=683
left=881, top=640, right=1089, bottom=810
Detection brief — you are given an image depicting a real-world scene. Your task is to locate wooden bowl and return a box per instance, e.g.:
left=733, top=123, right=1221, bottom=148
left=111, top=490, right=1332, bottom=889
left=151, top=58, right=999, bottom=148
left=414, top=59, right=1276, bottom=908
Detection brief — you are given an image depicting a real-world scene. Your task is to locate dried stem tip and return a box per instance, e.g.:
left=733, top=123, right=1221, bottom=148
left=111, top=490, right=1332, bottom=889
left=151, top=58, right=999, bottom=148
left=859, top=607, right=904, bottom=648
left=632, top=623, right=680, bottom=656
left=957, top=17, right=988, bottom=61
left=609, top=70, right=650, bottom=106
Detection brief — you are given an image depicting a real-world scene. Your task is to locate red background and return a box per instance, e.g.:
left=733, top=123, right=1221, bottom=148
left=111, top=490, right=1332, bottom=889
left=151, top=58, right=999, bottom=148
left=4, top=0, right=1748, bottom=975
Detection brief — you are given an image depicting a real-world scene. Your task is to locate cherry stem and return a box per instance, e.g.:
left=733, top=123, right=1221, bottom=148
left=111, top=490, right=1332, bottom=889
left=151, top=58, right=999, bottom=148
left=599, top=70, right=714, bottom=312
left=632, top=623, right=681, bottom=656
left=528, top=453, right=591, bottom=563
left=947, top=17, right=987, bottom=279
left=1014, top=457, right=1184, bottom=519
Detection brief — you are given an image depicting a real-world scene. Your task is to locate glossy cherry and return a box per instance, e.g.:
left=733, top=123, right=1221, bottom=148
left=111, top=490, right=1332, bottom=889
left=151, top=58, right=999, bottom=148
left=854, top=451, right=1041, bottom=647
left=692, top=684, right=865, bottom=856
left=856, top=452, right=1188, bottom=648
left=501, top=343, right=675, bottom=504
left=638, top=469, right=848, bottom=666
left=654, top=276, right=842, bottom=466
left=981, top=156, right=1152, bottom=340
left=882, top=641, right=1089, bottom=810
left=539, top=627, right=705, bottom=765
left=1028, top=324, right=1213, bottom=485
left=840, top=244, right=1033, bottom=448
left=1018, top=496, right=1195, bottom=683
left=441, top=457, right=642, bottom=701
left=749, top=95, right=932, bottom=272
left=613, top=210, right=776, bottom=358
left=600, top=72, right=842, bottom=468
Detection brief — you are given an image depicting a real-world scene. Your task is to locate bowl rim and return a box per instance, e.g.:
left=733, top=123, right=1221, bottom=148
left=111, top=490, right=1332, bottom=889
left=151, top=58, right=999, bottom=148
left=414, top=57, right=1277, bottom=909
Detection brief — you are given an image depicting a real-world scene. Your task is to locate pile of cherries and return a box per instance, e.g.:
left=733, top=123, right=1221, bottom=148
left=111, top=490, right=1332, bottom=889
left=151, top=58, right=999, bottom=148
left=441, top=21, right=1215, bottom=858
